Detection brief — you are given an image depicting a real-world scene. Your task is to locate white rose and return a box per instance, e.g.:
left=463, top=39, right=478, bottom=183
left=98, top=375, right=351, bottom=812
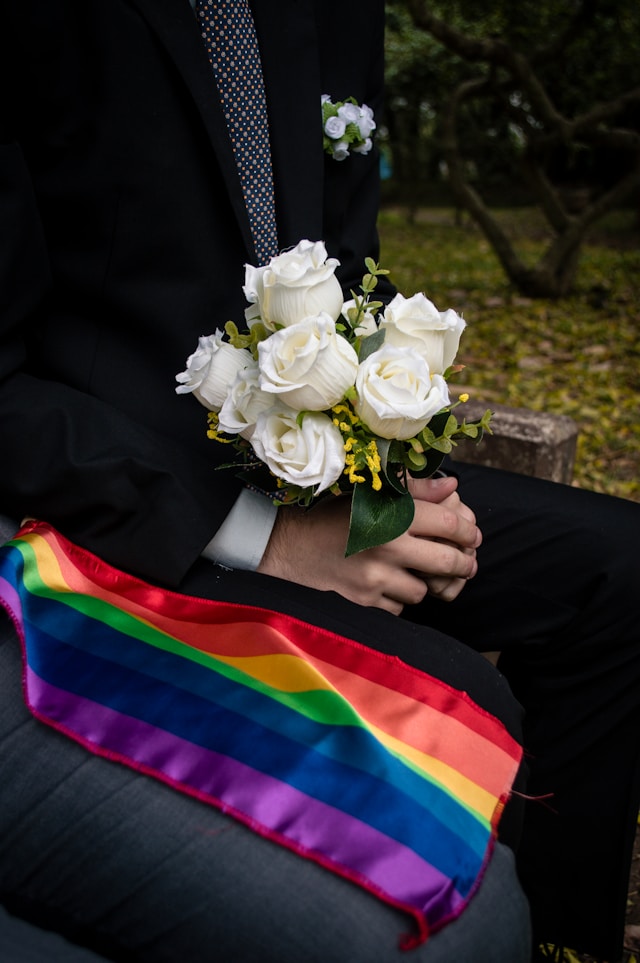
left=341, top=299, right=378, bottom=338
left=258, top=313, right=358, bottom=411
left=217, top=361, right=273, bottom=440
left=380, top=293, right=466, bottom=374
left=175, top=332, right=252, bottom=412
left=352, top=137, right=372, bottom=155
left=354, top=344, right=450, bottom=440
left=337, top=102, right=360, bottom=125
left=324, top=115, right=346, bottom=140
left=331, top=142, right=350, bottom=161
left=243, top=239, right=344, bottom=330
left=356, top=104, right=376, bottom=139
left=251, top=408, right=345, bottom=494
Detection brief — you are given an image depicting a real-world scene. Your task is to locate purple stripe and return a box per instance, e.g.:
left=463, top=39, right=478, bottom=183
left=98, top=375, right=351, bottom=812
left=0, top=576, right=23, bottom=623
left=26, top=665, right=465, bottom=921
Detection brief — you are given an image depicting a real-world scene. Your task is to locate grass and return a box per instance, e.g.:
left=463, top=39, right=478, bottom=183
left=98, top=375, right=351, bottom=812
left=377, top=206, right=640, bottom=502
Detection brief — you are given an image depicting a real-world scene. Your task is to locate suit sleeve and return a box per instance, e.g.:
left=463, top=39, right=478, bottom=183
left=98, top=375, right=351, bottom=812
left=0, top=140, right=237, bottom=587
left=0, top=6, right=252, bottom=586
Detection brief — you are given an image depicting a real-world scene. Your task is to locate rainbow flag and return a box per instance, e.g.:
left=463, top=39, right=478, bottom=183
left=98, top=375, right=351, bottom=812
left=0, top=521, right=521, bottom=948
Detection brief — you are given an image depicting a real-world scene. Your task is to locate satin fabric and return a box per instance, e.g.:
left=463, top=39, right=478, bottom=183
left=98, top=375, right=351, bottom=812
left=0, top=521, right=521, bottom=948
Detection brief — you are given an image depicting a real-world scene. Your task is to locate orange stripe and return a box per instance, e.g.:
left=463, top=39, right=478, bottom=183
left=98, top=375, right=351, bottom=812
left=19, top=523, right=521, bottom=798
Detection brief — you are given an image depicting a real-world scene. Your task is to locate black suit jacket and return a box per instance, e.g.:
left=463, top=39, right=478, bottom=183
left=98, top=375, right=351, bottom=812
left=0, top=0, right=387, bottom=586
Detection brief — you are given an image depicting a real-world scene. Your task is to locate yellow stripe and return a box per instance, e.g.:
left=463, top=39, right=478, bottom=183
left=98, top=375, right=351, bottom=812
left=21, top=531, right=502, bottom=820
left=215, top=652, right=496, bottom=821
left=215, top=652, right=334, bottom=692
left=21, top=532, right=72, bottom=594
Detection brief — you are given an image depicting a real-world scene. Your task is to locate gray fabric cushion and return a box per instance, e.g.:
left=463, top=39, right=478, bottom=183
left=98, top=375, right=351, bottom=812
left=0, top=515, right=18, bottom=544
left=0, top=905, right=110, bottom=962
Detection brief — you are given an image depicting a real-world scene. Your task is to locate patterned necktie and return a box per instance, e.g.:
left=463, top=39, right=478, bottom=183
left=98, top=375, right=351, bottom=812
left=195, top=0, right=279, bottom=265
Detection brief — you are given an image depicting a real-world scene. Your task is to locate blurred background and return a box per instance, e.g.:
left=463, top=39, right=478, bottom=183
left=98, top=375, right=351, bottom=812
left=377, top=0, right=640, bottom=502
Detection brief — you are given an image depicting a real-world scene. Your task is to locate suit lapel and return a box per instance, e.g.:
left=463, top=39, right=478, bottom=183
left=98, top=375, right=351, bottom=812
left=252, top=0, right=324, bottom=249
left=127, top=0, right=256, bottom=258
left=125, top=0, right=324, bottom=259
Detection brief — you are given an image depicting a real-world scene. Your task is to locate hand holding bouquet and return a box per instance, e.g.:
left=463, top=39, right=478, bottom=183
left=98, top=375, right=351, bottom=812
left=176, top=240, right=490, bottom=555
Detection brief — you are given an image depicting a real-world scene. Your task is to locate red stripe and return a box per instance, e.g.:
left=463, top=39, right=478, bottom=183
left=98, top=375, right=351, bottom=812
left=21, top=521, right=522, bottom=778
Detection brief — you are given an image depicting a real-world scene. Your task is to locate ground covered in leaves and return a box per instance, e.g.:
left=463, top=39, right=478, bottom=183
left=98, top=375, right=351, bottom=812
left=379, top=207, right=640, bottom=962
left=378, top=206, right=640, bottom=503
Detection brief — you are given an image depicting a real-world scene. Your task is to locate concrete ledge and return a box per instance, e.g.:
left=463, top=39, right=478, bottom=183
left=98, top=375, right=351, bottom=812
left=449, top=400, right=578, bottom=484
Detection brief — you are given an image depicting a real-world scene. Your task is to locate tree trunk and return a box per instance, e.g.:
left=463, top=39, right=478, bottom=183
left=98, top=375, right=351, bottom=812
left=440, top=76, right=640, bottom=298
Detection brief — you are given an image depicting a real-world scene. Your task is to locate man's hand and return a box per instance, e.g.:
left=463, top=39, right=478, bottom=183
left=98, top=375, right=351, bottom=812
left=257, top=475, right=481, bottom=615
left=407, top=475, right=481, bottom=603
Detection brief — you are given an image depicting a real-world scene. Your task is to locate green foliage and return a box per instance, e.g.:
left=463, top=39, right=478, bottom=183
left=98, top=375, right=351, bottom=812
left=383, top=0, right=640, bottom=204
left=378, top=205, right=640, bottom=501
left=346, top=481, right=415, bottom=556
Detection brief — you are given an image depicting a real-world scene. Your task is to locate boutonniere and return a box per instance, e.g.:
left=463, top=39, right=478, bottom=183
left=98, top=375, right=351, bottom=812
left=321, top=94, right=376, bottom=161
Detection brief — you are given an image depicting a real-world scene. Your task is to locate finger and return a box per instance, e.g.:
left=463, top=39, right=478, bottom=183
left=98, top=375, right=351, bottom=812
left=410, top=478, right=481, bottom=540
left=424, top=545, right=479, bottom=600
left=341, top=558, right=429, bottom=612
left=425, top=575, right=468, bottom=602
left=379, top=597, right=405, bottom=616
left=410, top=500, right=480, bottom=551
left=378, top=570, right=429, bottom=610
left=409, top=474, right=458, bottom=503
left=409, top=541, right=478, bottom=582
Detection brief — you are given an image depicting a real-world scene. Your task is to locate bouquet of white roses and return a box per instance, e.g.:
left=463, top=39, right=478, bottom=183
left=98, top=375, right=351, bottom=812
left=176, top=240, right=490, bottom=555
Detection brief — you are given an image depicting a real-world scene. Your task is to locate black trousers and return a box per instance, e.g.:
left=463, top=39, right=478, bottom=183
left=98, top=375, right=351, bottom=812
left=426, top=462, right=640, bottom=960
left=182, top=460, right=640, bottom=959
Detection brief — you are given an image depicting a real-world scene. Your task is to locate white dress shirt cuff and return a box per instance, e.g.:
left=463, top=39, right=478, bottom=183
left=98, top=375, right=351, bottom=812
left=201, top=488, right=278, bottom=571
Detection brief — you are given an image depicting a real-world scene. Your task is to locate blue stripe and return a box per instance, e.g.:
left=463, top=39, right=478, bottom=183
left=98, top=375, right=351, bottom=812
left=21, top=607, right=484, bottom=892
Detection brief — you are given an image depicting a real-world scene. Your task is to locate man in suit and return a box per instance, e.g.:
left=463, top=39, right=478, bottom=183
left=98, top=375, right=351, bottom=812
left=0, top=2, right=638, bottom=960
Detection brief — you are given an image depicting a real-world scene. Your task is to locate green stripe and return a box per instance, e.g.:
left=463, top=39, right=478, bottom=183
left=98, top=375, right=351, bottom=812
left=14, top=535, right=487, bottom=825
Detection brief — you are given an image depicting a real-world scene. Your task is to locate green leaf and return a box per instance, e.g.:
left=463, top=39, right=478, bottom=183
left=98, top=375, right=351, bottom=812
left=430, top=437, right=454, bottom=454
left=407, top=448, right=446, bottom=479
left=407, top=449, right=427, bottom=469
left=376, top=438, right=407, bottom=494
left=357, top=327, right=386, bottom=361
left=443, top=414, right=459, bottom=437
left=425, top=410, right=454, bottom=436
left=346, top=482, right=414, bottom=556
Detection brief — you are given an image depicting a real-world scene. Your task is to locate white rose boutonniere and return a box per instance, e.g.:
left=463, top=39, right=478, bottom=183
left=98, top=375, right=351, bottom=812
left=177, top=241, right=491, bottom=555
left=322, top=95, right=376, bottom=161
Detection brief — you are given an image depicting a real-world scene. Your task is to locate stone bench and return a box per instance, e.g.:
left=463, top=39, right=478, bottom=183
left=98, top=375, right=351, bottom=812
left=449, top=399, right=578, bottom=484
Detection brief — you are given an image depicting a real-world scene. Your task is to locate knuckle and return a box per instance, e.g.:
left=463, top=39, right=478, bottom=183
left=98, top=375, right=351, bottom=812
left=442, top=579, right=464, bottom=602
left=357, top=561, right=387, bottom=598
left=439, top=542, right=460, bottom=570
left=409, top=580, right=428, bottom=605
left=440, top=508, right=459, bottom=537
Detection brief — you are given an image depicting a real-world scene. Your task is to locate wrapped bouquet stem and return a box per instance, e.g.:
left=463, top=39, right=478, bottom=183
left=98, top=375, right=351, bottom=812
left=176, top=240, right=491, bottom=555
